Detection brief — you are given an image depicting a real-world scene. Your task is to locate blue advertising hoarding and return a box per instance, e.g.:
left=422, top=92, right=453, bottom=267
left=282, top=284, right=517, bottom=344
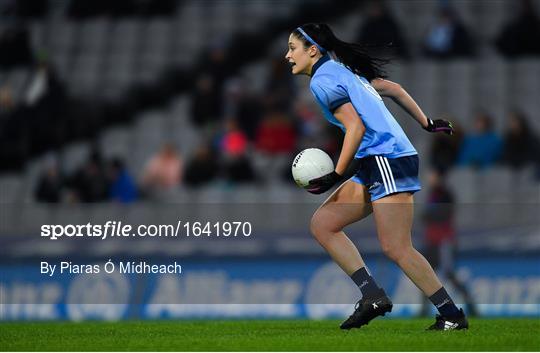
left=1, top=256, right=539, bottom=320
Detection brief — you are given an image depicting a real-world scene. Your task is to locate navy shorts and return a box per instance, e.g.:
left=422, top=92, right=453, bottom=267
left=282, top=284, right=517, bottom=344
left=351, top=155, right=421, bottom=201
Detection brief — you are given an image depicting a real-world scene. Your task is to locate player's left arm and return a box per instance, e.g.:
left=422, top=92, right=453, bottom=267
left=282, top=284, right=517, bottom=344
left=371, top=78, right=429, bottom=128
left=371, top=78, right=453, bottom=135
left=333, top=103, right=365, bottom=175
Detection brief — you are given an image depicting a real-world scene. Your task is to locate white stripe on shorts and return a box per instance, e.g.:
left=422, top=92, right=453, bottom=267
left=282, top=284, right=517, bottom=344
left=375, top=156, right=391, bottom=194
left=383, top=157, right=397, bottom=193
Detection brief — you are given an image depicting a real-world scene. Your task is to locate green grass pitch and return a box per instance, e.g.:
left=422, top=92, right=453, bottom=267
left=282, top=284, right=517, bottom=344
left=1, top=318, right=539, bottom=351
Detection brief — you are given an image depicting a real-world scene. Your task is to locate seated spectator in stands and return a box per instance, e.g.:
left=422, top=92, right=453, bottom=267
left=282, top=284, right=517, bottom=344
left=198, top=40, right=228, bottom=93
left=0, top=85, right=30, bottom=171
left=495, top=0, right=540, bottom=57
left=24, top=59, right=59, bottom=107
left=67, top=150, right=109, bottom=202
left=219, top=119, right=256, bottom=184
left=255, top=110, right=297, bottom=155
left=183, top=143, right=218, bottom=187
left=457, top=113, right=502, bottom=169
left=25, top=59, right=68, bottom=154
left=501, top=111, right=540, bottom=170
left=266, top=56, right=297, bottom=110
left=34, top=154, right=63, bottom=203
left=428, top=119, right=464, bottom=174
left=292, top=98, right=333, bottom=150
left=422, top=6, right=475, bottom=59
left=293, top=98, right=321, bottom=141
left=252, top=108, right=297, bottom=184
left=108, top=158, right=138, bottom=203
left=356, top=1, right=409, bottom=58
left=141, top=143, right=183, bottom=192
left=219, top=119, right=248, bottom=158
left=223, top=78, right=262, bottom=140
left=190, top=74, right=223, bottom=130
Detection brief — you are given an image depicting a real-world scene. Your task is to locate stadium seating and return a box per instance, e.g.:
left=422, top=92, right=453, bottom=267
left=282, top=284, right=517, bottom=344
left=1, top=0, right=539, bottom=250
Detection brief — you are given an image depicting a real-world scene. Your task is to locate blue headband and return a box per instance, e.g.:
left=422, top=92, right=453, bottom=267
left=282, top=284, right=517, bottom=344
left=296, top=27, right=326, bottom=53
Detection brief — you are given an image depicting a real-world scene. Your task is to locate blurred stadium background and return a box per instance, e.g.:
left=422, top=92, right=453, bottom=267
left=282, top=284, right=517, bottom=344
left=0, top=0, right=539, bottom=321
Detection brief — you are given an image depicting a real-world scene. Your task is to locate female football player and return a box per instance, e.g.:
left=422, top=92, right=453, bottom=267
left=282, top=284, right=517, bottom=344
left=285, top=23, right=468, bottom=330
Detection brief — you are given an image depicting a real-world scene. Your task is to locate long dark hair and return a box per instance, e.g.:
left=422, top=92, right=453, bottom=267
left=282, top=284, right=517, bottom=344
left=292, top=23, right=388, bottom=81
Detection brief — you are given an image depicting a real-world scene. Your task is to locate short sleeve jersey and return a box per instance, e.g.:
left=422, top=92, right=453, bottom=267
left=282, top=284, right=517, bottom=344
left=309, top=55, right=417, bottom=159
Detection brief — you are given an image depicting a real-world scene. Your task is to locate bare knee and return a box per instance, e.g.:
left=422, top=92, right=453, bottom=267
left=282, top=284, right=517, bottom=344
left=310, top=210, right=340, bottom=243
left=381, top=241, right=413, bottom=264
left=309, top=211, right=325, bottom=240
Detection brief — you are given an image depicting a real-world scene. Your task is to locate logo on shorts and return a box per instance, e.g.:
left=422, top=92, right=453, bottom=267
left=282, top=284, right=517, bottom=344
left=368, top=182, right=381, bottom=190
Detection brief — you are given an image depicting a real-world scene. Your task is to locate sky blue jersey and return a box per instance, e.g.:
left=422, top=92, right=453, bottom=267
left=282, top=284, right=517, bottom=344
left=309, top=55, right=417, bottom=159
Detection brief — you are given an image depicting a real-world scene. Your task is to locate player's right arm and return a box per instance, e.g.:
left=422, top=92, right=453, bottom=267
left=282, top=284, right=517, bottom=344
left=371, top=78, right=453, bottom=135
left=305, top=102, right=365, bottom=195
left=333, top=102, right=366, bottom=176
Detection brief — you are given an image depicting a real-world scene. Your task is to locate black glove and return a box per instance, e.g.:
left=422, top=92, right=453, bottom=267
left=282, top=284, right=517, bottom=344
left=306, top=171, right=342, bottom=194
left=423, top=119, right=454, bottom=135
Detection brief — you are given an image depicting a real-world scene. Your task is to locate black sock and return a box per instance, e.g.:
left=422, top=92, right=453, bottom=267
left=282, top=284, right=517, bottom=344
left=429, top=287, right=461, bottom=318
left=350, top=267, right=381, bottom=299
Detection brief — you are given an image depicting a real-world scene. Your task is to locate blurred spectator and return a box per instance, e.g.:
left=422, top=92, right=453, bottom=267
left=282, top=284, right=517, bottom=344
left=422, top=6, right=474, bottom=59
left=0, top=25, right=34, bottom=69
left=25, top=60, right=68, bottom=154
left=355, top=1, right=409, bottom=58
left=0, top=85, right=30, bottom=170
left=219, top=119, right=256, bottom=183
left=293, top=98, right=328, bottom=144
left=34, top=155, right=63, bottom=203
left=223, top=77, right=262, bottom=140
left=25, top=59, right=67, bottom=110
left=192, top=40, right=229, bottom=133
left=421, top=169, right=477, bottom=317
left=219, top=119, right=249, bottom=158
left=501, top=111, right=540, bottom=170
left=255, top=110, right=297, bottom=155
left=198, top=40, right=228, bottom=92
left=141, top=143, right=183, bottom=192
left=190, top=74, right=223, bottom=130
left=457, top=113, right=502, bottom=169
left=428, top=119, right=464, bottom=174
left=184, top=143, right=218, bottom=187
left=265, top=56, right=297, bottom=111
left=495, top=0, right=540, bottom=57
left=67, top=150, right=109, bottom=202
left=292, top=97, right=342, bottom=168
left=25, top=61, right=50, bottom=107
left=108, top=158, right=138, bottom=203
left=252, top=108, right=297, bottom=184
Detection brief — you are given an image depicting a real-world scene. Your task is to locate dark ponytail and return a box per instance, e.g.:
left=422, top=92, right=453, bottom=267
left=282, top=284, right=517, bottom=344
left=292, top=23, right=388, bottom=81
